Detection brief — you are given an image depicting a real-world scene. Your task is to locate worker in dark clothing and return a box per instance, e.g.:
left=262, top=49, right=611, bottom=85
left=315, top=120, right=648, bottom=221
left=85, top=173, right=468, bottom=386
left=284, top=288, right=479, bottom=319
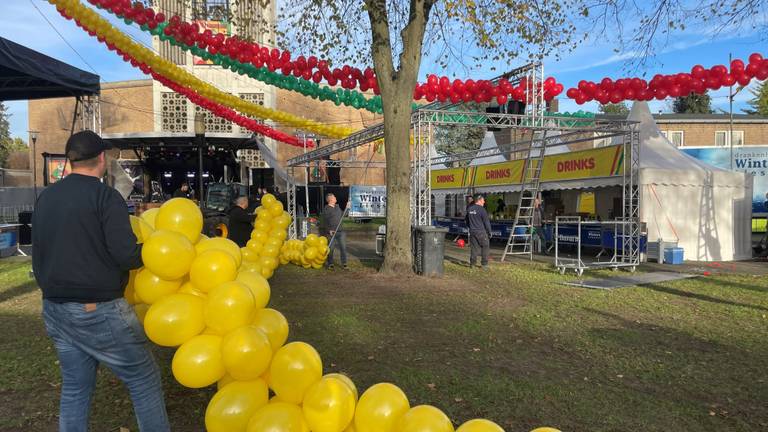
left=533, top=196, right=547, bottom=254
left=228, top=196, right=253, bottom=247
left=465, top=194, right=492, bottom=269
left=173, top=182, right=193, bottom=199
left=321, top=192, right=347, bottom=269
left=32, top=130, right=170, bottom=432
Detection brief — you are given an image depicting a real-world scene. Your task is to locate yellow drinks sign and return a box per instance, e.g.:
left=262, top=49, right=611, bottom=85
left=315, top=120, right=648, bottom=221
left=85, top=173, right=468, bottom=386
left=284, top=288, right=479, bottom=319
left=429, top=145, right=624, bottom=189
left=431, top=167, right=471, bottom=189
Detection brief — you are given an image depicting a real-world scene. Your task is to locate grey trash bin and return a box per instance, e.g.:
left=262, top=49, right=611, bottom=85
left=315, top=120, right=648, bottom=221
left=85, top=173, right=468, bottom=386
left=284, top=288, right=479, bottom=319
left=412, top=225, right=449, bottom=276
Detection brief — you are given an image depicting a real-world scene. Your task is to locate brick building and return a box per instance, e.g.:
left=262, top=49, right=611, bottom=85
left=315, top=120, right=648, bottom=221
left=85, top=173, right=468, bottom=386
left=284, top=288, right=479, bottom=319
left=654, top=113, right=768, bottom=148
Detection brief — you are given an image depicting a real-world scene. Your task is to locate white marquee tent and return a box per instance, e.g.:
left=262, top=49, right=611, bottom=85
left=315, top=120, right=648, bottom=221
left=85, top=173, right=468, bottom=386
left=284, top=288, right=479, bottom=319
left=430, top=102, right=753, bottom=261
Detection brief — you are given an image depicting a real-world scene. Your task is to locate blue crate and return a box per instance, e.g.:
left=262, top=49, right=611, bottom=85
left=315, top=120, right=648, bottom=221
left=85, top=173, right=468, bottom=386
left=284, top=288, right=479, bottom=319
left=663, top=247, right=684, bottom=265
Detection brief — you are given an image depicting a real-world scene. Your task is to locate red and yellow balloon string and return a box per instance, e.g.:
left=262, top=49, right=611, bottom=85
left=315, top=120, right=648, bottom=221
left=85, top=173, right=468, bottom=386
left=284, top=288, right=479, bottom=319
left=50, top=0, right=353, bottom=139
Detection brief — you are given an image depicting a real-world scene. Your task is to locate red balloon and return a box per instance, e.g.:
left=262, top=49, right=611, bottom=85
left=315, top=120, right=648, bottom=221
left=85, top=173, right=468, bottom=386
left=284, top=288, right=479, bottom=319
left=624, top=88, right=637, bottom=100
left=691, top=65, right=706, bottom=79
left=721, top=73, right=736, bottom=87
left=427, top=74, right=438, bottom=86
left=450, top=92, right=461, bottom=104
left=609, top=90, right=623, bottom=104
left=745, top=63, right=759, bottom=77
left=575, top=95, right=587, bottom=105
left=566, top=88, right=580, bottom=99
left=736, top=73, right=751, bottom=87
left=757, top=67, right=768, bottom=81
left=730, top=59, right=745, bottom=72
left=749, top=53, right=764, bottom=65
left=544, top=77, right=556, bottom=88
left=655, top=88, right=668, bottom=100
left=553, top=83, right=564, bottom=95
left=462, top=91, right=473, bottom=102
left=706, top=76, right=721, bottom=90
left=711, top=65, right=728, bottom=76
left=668, top=85, right=682, bottom=97
left=457, top=239, right=465, bottom=248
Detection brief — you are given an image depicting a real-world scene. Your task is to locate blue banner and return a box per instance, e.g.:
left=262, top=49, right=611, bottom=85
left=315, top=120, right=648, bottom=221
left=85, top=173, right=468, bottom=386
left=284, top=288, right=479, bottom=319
left=682, top=146, right=768, bottom=214
left=349, top=185, right=387, bottom=218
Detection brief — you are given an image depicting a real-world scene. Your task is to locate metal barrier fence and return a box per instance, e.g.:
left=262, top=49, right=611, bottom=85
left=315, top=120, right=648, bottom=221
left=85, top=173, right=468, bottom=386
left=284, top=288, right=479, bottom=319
left=0, top=205, right=33, bottom=224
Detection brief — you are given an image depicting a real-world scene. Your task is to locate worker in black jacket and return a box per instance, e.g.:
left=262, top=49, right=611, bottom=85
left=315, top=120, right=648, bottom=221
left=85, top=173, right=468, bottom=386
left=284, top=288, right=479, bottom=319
left=465, top=194, right=492, bottom=269
left=228, top=196, right=253, bottom=247
left=32, top=130, right=170, bottom=431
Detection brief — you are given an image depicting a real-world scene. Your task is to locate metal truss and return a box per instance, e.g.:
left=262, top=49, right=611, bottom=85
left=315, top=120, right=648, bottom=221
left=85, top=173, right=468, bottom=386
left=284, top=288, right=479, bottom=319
left=286, top=166, right=297, bottom=239
left=412, top=115, right=432, bottom=227
left=618, top=128, right=641, bottom=267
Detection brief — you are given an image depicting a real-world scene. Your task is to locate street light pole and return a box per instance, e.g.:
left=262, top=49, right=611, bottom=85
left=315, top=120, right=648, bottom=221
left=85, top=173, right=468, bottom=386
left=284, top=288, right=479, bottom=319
left=194, top=113, right=206, bottom=209
left=28, top=131, right=39, bottom=204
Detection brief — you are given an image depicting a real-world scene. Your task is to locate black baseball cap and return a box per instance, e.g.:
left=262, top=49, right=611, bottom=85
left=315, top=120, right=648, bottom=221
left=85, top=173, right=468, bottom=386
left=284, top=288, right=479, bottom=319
left=65, top=130, right=112, bottom=162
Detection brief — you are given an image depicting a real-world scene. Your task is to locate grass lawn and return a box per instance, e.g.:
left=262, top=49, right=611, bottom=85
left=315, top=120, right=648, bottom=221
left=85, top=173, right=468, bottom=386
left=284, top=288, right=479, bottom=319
left=1, top=257, right=767, bottom=431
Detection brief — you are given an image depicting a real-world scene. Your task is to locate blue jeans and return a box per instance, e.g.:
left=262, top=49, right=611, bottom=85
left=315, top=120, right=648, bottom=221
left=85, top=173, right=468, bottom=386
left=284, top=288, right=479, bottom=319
left=42, top=298, right=170, bottom=432
left=326, top=231, right=348, bottom=266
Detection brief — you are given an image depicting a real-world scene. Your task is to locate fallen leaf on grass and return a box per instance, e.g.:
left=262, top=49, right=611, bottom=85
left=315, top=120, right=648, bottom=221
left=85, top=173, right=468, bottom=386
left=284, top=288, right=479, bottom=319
left=427, top=383, right=436, bottom=390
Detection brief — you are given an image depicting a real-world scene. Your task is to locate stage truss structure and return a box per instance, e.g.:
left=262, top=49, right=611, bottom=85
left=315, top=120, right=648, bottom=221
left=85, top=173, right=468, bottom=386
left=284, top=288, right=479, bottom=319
left=285, top=63, right=641, bottom=271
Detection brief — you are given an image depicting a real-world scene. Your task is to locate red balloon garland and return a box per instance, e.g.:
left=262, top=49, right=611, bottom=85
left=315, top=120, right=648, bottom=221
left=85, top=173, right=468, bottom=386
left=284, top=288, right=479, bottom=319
left=86, top=0, right=564, bottom=104
left=567, top=53, right=768, bottom=105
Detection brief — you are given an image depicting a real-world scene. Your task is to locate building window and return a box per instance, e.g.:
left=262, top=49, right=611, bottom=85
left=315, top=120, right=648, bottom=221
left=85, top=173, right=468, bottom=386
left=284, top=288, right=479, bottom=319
left=161, top=92, right=188, bottom=132
left=194, top=105, right=233, bottom=133
left=238, top=93, right=265, bottom=134
left=715, top=130, right=744, bottom=147
left=239, top=149, right=267, bottom=168
left=661, top=130, right=684, bottom=147
left=192, top=0, right=230, bottom=21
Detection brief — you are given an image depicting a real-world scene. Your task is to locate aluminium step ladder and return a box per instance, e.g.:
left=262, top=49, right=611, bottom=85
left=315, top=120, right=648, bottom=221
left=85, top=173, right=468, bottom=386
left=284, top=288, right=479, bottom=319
left=501, top=130, right=547, bottom=261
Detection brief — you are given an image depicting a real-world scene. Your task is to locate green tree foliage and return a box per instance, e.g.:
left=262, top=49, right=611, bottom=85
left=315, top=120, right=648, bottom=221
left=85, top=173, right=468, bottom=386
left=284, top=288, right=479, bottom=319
left=434, top=126, right=484, bottom=167
left=0, top=103, right=28, bottom=168
left=599, top=103, right=630, bottom=116
left=744, top=80, right=768, bottom=115
left=673, top=93, right=713, bottom=114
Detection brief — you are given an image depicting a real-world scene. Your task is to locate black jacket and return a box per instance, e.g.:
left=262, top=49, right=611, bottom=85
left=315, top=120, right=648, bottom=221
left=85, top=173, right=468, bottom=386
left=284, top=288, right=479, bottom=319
left=465, top=203, right=492, bottom=235
left=32, top=173, right=142, bottom=303
left=320, top=205, right=343, bottom=235
left=228, top=206, right=253, bottom=247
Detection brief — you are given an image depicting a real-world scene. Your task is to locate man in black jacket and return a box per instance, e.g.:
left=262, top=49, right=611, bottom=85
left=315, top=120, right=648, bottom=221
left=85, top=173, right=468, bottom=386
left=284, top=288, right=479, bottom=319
left=33, top=130, right=169, bottom=431
left=465, top=194, right=492, bottom=269
left=321, top=192, right=347, bottom=269
left=228, top=196, right=253, bottom=247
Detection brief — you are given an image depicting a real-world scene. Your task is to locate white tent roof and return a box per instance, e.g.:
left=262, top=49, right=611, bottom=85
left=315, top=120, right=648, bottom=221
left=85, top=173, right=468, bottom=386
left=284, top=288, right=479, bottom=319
left=630, top=101, right=744, bottom=188
left=469, top=131, right=508, bottom=165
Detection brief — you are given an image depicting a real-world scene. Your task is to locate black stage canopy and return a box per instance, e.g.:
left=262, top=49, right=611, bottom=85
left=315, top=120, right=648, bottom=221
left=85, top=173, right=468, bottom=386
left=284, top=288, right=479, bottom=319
left=103, top=132, right=262, bottom=152
left=0, top=36, right=100, bottom=101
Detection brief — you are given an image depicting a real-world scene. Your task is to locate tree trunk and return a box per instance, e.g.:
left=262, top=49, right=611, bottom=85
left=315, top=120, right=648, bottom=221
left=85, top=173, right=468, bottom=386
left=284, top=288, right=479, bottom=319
left=379, top=86, right=415, bottom=273
left=364, top=0, right=433, bottom=274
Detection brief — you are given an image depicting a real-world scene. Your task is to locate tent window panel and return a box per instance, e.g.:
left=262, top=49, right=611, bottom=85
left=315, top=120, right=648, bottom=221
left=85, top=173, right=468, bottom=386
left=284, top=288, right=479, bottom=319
left=715, top=130, right=744, bottom=147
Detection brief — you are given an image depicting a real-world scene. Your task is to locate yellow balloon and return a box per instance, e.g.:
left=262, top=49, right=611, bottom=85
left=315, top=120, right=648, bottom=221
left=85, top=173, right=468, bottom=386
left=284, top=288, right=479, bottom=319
left=241, top=260, right=264, bottom=275
left=129, top=215, right=154, bottom=243
left=303, top=377, right=356, bottom=432
left=155, top=197, right=203, bottom=244
left=241, top=247, right=259, bottom=262
left=172, top=334, right=225, bottom=388
left=218, top=373, right=236, bottom=390
left=179, top=281, right=207, bottom=299
left=262, top=244, right=281, bottom=258
left=354, top=383, right=410, bottom=432
left=266, top=236, right=284, bottom=248
left=140, top=207, right=159, bottom=228
left=134, top=268, right=182, bottom=304
left=456, top=419, right=505, bottom=432
left=261, top=267, right=275, bottom=280
left=258, top=255, right=278, bottom=271
left=247, top=239, right=265, bottom=254
left=397, top=405, right=453, bottom=432
left=141, top=230, right=196, bottom=280
left=196, top=237, right=243, bottom=268
left=205, top=281, right=256, bottom=334
left=305, top=234, right=320, bottom=247
left=205, top=379, right=269, bottom=432
left=251, top=230, right=268, bottom=243
left=274, top=214, right=291, bottom=229
left=190, top=249, right=238, bottom=292
left=143, top=293, right=205, bottom=347
left=252, top=308, right=288, bottom=350
left=254, top=219, right=270, bottom=232
left=270, top=228, right=288, bottom=242
left=236, top=271, right=271, bottom=309
left=247, top=402, right=309, bottom=432
left=261, top=193, right=277, bottom=207
left=324, top=373, right=358, bottom=401
left=222, top=325, right=273, bottom=380
left=318, top=236, right=328, bottom=247
left=270, top=342, right=323, bottom=404
left=255, top=206, right=273, bottom=222
left=134, top=303, right=149, bottom=324
left=304, top=247, right=318, bottom=261
left=268, top=201, right=284, bottom=217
